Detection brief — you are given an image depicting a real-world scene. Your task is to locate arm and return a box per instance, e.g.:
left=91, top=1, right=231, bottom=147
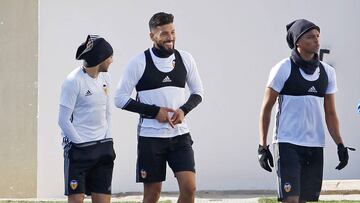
left=324, top=93, right=356, bottom=170
left=179, top=94, right=202, bottom=116
left=59, top=77, right=83, bottom=143
left=58, top=105, right=83, bottom=143
left=120, top=99, right=160, bottom=119
left=259, top=87, right=279, bottom=147
left=324, top=94, right=343, bottom=145
left=114, top=56, right=161, bottom=118
left=183, top=51, right=204, bottom=102
left=105, top=76, right=112, bottom=138
left=258, top=60, right=289, bottom=172
left=171, top=94, right=202, bottom=125
left=259, top=59, right=290, bottom=146
left=114, top=56, right=174, bottom=126
left=120, top=98, right=175, bottom=127
left=106, top=100, right=112, bottom=138
left=171, top=52, right=204, bottom=124
left=323, top=64, right=343, bottom=144
left=257, top=87, right=278, bottom=172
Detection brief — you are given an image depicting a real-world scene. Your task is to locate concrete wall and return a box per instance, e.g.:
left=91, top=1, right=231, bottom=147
left=0, top=0, right=38, bottom=198
left=37, top=0, right=360, bottom=198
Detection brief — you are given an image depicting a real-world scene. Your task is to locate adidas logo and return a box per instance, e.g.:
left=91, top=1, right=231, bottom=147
left=85, top=90, right=92, bottom=96
left=162, top=76, right=172, bottom=83
left=308, top=86, right=318, bottom=93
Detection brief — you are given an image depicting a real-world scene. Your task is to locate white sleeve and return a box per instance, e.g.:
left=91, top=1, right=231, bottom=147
left=58, top=105, right=84, bottom=143
left=103, top=73, right=112, bottom=138
left=323, top=63, right=338, bottom=94
left=266, top=59, right=291, bottom=93
left=60, top=78, right=79, bottom=110
left=114, top=54, right=145, bottom=108
left=106, top=99, right=112, bottom=138
left=181, top=51, right=204, bottom=98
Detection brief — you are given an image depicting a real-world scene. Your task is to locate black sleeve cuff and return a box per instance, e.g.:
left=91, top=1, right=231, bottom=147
left=180, top=94, right=202, bottom=116
left=123, top=99, right=160, bottom=119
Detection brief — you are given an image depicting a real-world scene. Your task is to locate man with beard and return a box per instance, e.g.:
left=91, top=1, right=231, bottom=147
left=258, top=19, right=355, bottom=203
left=115, top=12, right=204, bottom=203
left=58, top=35, right=116, bottom=203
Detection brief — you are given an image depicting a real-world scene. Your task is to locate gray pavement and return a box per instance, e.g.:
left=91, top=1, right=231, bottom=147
left=112, top=180, right=360, bottom=202
left=1, top=180, right=359, bottom=202
left=112, top=194, right=360, bottom=202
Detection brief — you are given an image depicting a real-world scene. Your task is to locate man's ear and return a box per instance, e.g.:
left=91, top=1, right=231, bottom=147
left=149, top=32, right=155, bottom=41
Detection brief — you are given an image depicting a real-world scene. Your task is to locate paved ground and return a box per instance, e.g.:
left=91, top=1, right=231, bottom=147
left=112, top=194, right=360, bottom=202
left=1, top=180, right=359, bottom=202
left=1, top=194, right=360, bottom=202
left=112, top=180, right=360, bottom=202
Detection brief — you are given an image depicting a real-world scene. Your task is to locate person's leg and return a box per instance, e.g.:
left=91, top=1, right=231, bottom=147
left=87, top=140, right=116, bottom=202
left=143, top=182, right=162, bottom=203
left=137, top=136, right=168, bottom=202
left=299, top=147, right=323, bottom=202
left=137, top=136, right=167, bottom=183
left=64, top=143, right=88, bottom=201
left=91, top=193, right=111, bottom=203
left=167, top=134, right=196, bottom=203
left=175, top=171, right=196, bottom=203
left=275, top=143, right=302, bottom=203
left=68, top=194, right=85, bottom=203
left=282, top=196, right=300, bottom=203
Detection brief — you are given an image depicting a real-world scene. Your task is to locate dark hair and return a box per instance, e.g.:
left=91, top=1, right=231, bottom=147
left=149, top=12, right=174, bottom=31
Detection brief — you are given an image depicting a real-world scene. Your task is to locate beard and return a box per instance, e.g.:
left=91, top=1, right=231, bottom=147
left=155, top=41, right=175, bottom=57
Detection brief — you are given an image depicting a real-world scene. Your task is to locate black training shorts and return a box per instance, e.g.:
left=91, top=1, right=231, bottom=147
left=275, top=142, right=323, bottom=202
left=136, top=133, right=195, bottom=183
left=64, top=138, right=116, bottom=196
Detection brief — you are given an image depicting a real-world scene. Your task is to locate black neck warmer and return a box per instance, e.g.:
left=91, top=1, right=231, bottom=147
left=152, top=45, right=174, bottom=58
left=291, top=49, right=320, bottom=75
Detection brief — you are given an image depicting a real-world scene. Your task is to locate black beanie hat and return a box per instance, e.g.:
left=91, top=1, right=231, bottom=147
left=76, top=35, right=113, bottom=67
left=286, top=19, right=320, bottom=49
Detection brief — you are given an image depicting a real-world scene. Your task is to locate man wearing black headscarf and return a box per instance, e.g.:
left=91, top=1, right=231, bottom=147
left=58, top=35, right=115, bottom=203
left=258, top=19, right=355, bottom=202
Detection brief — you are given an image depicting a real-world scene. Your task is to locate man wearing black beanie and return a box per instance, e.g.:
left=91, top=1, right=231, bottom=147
left=258, top=19, right=355, bottom=202
left=58, top=35, right=115, bottom=203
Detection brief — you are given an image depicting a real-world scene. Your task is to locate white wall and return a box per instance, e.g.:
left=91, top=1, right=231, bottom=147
left=38, top=0, right=360, bottom=197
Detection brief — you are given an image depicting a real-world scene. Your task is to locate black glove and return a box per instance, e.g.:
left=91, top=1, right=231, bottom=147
left=258, top=145, right=274, bottom=172
left=335, top=143, right=356, bottom=170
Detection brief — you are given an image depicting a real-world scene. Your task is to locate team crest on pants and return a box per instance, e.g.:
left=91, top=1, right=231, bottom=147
left=140, top=169, right=147, bottom=179
left=284, top=182, right=291, bottom=193
left=70, top=180, right=78, bottom=190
